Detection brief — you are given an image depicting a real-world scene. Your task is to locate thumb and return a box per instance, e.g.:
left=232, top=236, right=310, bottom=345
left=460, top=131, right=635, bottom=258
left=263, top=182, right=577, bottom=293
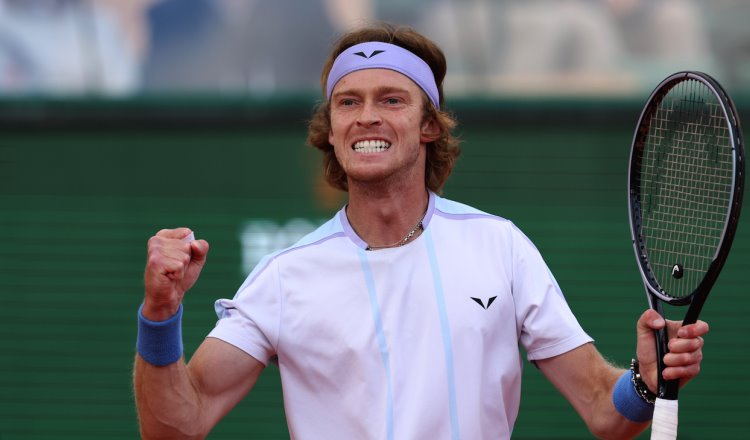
left=636, top=309, right=666, bottom=392
left=636, top=309, right=665, bottom=361
left=189, top=239, right=209, bottom=268
left=638, top=309, right=666, bottom=334
left=182, top=239, right=210, bottom=290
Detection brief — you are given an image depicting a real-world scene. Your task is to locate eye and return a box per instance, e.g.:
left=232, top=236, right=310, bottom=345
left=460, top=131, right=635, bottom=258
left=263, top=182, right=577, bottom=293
left=385, top=97, right=402, bottom=105
left=341, top=98, right=356, bottom=106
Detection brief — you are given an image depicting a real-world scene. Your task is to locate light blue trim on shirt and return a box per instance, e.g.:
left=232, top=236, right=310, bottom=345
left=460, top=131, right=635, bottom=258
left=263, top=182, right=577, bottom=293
left=424, top=228, right=461, bottom=440
left=434, top=195, right=490, bottom=216
left=357, top=248, right=395, bottom=440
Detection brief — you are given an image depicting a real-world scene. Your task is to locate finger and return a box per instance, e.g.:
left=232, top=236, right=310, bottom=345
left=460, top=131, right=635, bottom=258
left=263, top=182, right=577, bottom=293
left=637, top=309, right=666, bottom=337
left=147, top=234, right=191, bottom=268
left=662, top=363, right=701, bottom=381
left=183, top=239, right=210, bottom=287
left=668, top=335, right=704, bottom=354
left=189, top=239, right=210, bottom=264
left=664, top=340, right=703, bottom=361
left=677, top=321, right=710, bottom=338
left=155, top=227, right=194, bottom=240
left=147, top=248, right=191, bottom=280
left=147, top=235, right=193, bottom=265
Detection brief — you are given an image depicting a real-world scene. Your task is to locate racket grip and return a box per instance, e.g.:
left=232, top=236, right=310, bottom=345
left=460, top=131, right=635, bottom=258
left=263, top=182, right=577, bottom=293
left=650, top=398, right=678, bottom=440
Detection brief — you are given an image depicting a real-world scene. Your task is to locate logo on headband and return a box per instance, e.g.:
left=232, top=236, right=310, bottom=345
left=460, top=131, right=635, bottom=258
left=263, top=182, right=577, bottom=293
left=354, top=50, right=385, bottom=59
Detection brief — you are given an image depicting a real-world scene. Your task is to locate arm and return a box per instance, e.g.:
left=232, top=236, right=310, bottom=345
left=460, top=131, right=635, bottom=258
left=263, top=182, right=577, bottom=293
left=537, top=343, right=647, bottom=439
left=134, top=338, right=264, bottom=439
left=537, top=310, right=708, bottom=440
left=133, top=228, right=265, bottom=439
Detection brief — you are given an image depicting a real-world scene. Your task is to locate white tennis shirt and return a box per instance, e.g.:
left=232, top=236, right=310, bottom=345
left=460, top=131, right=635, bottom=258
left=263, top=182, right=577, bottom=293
left=209, top=192, right=592, bottom=439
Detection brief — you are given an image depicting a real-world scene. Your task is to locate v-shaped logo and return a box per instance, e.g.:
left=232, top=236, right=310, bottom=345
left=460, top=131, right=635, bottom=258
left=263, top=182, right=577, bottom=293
left=471, top=296, right=497, bottom=310
left=354, top=50, right=385, bottom=59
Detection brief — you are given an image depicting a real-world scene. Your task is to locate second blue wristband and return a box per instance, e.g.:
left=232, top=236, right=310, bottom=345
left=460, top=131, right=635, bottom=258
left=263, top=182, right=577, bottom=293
left=613, top=369, right=655, bottom=423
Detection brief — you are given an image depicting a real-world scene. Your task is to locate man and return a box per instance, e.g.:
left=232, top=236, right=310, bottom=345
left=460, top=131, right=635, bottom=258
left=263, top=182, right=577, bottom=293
left=134, top=23, right=708, bottom=439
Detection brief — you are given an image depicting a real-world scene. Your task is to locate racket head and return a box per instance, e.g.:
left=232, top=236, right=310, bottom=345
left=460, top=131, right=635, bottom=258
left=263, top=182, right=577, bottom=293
left=628, top=71, right=745, bottom=306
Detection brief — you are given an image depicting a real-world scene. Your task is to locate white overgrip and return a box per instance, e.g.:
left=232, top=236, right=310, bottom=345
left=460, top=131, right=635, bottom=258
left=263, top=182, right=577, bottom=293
left=651, top=398, right=678, bottom=440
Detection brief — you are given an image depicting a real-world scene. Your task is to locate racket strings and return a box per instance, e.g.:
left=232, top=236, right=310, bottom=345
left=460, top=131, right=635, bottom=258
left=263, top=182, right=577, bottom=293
left=638, top=79, right=733, bottom=299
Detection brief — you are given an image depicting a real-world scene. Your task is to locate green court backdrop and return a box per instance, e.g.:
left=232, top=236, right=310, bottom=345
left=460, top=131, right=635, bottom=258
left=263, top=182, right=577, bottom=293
left=0, top=96, right=747, bottom=439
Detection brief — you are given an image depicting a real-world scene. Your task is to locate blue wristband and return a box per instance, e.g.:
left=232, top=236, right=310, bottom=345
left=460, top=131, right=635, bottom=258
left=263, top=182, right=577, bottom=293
left=613, top=370, right=655, bottom=423
left=136, top=304, right=183, bottom=366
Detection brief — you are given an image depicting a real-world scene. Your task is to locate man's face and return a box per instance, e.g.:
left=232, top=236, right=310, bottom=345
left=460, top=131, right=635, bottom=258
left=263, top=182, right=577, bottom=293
left=328, top=68, right=437, bottom=189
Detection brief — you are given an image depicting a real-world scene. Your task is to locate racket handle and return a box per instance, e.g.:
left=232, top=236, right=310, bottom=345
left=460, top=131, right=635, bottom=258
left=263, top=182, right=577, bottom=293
left=650, top=398, right=678, bottom=440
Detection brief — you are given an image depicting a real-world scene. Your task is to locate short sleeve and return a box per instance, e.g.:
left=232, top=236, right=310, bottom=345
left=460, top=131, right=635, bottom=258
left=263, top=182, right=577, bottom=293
left=207, top=257, right=282, bottom=366
left=509, top=224, right=593, bottom=360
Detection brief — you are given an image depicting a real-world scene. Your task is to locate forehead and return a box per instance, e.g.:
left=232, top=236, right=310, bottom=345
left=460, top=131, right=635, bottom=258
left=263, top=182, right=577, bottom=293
left=332, top=68, right=423, bottom=95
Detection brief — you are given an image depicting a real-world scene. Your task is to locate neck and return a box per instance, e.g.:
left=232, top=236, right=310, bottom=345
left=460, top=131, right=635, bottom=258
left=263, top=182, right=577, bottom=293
left=346, top=185, right=430, bottom=250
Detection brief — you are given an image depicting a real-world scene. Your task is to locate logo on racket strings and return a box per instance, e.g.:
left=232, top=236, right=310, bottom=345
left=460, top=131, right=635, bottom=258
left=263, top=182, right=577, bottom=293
left=671, top=264, right=684, bottom=279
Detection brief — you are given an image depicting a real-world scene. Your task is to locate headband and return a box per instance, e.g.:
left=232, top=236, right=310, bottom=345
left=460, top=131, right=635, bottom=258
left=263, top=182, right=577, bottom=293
left=325, top=42, right=440, bottom=109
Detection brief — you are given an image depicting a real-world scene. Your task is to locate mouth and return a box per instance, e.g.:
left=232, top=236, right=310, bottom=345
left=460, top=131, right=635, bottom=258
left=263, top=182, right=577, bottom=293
left=352, top=139, right=391, bottom=153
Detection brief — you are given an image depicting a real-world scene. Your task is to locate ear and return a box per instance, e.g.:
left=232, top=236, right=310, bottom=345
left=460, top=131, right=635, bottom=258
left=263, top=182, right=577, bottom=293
left=420, top=117, right=440, bottom=143
left=328, top=130, right=334, bottom=147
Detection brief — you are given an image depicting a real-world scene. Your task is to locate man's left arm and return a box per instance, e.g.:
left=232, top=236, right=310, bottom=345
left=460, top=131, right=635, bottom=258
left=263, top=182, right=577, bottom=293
left=536, top=310, right=708, bottom=440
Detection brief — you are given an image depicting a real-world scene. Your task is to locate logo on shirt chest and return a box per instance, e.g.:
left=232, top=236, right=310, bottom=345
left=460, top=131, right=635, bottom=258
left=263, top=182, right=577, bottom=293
left=470, top=296, right=498, bottom=310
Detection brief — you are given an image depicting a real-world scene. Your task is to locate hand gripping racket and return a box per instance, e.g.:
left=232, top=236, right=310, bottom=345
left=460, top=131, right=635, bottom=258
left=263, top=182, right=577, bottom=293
left=627, top=71, right=744, bottom=440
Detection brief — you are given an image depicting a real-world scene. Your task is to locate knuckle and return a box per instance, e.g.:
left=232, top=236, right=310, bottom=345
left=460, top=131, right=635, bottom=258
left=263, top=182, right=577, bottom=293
left=146, top=252, right=161, bottom=268
left=694, top=350, right=703, bottom=363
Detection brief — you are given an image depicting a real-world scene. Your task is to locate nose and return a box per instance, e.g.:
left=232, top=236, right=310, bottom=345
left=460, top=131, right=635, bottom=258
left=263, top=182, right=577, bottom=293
left=356, top=101, right=382, bottom=127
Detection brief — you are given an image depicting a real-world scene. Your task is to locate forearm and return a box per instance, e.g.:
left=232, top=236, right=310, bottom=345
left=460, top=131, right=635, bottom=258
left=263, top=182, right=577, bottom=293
left=134, top=355, right=208, bottom=440
left=538, top=345, right=651, bottom=440
left=583, top=366, right=651, bottom=440
left=555, top=364, right=648, bottom=439
left=134, top=301, right=208, bottom=439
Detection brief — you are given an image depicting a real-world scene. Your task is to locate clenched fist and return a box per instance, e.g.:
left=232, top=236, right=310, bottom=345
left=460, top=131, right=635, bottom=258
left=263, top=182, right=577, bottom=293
left=143, top=228, right=209, bottom=321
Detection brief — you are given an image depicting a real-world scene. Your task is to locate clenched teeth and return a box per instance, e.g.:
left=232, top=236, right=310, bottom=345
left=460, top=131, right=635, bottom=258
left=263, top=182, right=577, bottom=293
left=353, top=140, right=391, bottom=153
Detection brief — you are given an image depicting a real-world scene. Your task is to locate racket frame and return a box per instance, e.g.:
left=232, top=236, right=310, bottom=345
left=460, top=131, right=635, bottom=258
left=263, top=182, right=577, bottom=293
left=627, top=71, right=745, bottom=400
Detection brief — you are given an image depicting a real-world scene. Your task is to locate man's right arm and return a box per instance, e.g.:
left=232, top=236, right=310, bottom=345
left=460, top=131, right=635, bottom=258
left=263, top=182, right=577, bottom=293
left=134, top=338, right=264, bottom=439
left=133, top=228, right=265, bottom=439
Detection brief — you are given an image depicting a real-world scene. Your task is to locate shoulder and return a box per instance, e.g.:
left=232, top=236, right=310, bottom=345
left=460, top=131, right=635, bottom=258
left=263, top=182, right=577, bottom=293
left=433, top=195, right=494, bottom=217
left=431, top=195, right=514, bottom=230
left=241, top=214, right=346, bottom=284
left=430, top=194, right=542, bottom=253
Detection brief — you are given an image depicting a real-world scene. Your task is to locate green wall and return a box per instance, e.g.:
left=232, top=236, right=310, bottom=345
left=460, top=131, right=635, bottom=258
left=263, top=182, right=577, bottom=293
left=0, top=97, right=747, bottom=439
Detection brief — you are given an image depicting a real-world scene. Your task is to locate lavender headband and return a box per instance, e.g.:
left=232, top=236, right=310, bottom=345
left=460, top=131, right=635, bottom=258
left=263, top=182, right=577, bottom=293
left=325, top=42, right=440, bottom=109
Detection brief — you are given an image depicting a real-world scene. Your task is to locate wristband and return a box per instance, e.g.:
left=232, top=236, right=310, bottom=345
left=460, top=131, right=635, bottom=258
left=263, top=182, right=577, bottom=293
left=613, top=367, right=655, bottom=423
left=136, top=303, right=183, bottom=366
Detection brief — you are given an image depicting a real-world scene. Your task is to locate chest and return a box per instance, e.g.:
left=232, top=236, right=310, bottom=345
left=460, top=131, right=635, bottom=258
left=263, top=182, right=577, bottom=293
left=275, top=241, right=518, bottom=365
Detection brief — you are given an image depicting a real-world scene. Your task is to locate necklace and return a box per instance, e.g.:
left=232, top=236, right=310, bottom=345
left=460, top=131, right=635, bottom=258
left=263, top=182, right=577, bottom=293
left=365, top=210, right=427, bottom=251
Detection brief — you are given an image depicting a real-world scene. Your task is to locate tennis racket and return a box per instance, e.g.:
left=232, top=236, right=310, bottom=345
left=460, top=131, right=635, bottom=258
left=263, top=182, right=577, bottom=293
left=627, top=71, right=745, bottom=440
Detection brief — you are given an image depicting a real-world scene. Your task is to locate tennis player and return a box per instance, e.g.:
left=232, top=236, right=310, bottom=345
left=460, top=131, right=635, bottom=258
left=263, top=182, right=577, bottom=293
left=134, top=22, right=709, bottom=439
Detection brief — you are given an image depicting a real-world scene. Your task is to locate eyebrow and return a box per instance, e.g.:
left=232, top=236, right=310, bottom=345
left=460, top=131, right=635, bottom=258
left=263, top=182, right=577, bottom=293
left=331, top=85, right=414, bottom=100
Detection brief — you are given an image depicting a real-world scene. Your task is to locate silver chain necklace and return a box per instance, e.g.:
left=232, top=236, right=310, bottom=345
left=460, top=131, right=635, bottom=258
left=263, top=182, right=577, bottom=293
left=365, top=210, right=427, bottom=251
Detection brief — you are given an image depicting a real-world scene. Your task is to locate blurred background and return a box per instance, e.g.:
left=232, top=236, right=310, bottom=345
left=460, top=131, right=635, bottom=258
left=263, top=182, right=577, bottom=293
left=0, top=0, right=748, bottom=98
left=1, top=0, right=748, bottom=439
